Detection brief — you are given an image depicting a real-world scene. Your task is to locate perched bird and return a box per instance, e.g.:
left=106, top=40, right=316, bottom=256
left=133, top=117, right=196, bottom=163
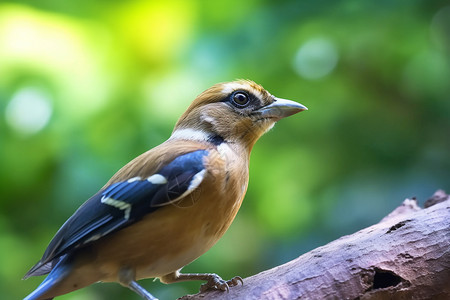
left=23, top=80, right=307, bottom=300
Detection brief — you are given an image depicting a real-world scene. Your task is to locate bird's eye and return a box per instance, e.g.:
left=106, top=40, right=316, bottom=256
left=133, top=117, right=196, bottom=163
left=231, top=92, right=250, bottom=108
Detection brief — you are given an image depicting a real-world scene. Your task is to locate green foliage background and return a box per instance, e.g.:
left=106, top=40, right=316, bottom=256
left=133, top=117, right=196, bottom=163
left=1, top=0, right=449, bottom=299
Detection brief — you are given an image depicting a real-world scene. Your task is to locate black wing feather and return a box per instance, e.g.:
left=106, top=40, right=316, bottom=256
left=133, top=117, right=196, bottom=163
left=25, top=149, right=208, bottom=278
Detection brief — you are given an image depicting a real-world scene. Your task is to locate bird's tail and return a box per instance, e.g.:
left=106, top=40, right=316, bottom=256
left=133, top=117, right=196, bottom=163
left=24, top=256, right=71, bottom=300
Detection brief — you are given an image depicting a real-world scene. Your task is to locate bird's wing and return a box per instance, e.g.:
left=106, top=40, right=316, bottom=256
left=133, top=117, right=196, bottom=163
left=24, top=149, right=209, bottom=279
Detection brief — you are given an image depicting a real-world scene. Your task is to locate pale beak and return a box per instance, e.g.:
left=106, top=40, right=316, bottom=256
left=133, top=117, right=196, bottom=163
left=255, top=97, right=308, bottom=120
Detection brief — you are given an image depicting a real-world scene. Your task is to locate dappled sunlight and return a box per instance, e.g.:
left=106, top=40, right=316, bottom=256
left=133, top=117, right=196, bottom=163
left=5, top=86, right=53, bottom=135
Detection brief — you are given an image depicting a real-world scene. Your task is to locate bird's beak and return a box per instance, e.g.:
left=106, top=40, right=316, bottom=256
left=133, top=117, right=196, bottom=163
left=255, top=97, right=308, bottom=120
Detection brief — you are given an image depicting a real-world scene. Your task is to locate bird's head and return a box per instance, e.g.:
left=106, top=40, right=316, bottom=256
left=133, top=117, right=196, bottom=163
left=171, top=80, right=307, bottom=150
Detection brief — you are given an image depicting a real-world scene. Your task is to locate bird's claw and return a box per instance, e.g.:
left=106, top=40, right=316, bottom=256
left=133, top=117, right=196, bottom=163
left=199, top=274, right=243, bottom=293
left=227, top=276, right=244, bottom=288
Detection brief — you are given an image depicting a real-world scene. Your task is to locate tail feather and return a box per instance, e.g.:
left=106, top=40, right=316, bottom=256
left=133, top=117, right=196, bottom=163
left=23, top=260, right=56, bottom=280
left=24, top=256, right=70, bottom=300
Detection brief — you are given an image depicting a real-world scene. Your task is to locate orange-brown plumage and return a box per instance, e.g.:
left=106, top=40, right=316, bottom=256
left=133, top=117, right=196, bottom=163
left=24, top=80, right=307, bottom=300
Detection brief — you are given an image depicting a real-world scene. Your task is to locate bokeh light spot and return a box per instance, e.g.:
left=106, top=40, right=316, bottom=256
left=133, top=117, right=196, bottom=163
left=293, top=37, right=339, bottom=80
left=5, top=86, right=53, bottom=135
left=430, top=5, right=450, bottom=52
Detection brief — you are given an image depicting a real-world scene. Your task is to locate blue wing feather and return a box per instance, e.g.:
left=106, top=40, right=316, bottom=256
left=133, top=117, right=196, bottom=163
left=25, top=149, right=209, bottom=279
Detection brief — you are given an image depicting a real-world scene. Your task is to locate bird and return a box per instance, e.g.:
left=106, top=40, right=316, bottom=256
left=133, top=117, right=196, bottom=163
left=23, top=80, right=307, bottom=300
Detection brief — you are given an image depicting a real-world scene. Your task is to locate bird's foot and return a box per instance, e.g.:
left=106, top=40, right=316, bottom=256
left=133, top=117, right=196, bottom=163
left=199, top=274, right=243, bottom=293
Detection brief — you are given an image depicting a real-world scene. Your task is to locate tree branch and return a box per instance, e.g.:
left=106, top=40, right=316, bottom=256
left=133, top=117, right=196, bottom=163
left=180, top=190, right=450, bottom=300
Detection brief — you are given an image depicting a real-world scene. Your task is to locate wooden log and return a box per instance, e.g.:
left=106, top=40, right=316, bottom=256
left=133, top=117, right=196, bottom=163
left=180, top=190, right=450, bottom=300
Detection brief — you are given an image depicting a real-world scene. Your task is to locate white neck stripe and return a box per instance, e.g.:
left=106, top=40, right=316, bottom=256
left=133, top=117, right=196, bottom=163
left=169, top=128, right=210, bottom=142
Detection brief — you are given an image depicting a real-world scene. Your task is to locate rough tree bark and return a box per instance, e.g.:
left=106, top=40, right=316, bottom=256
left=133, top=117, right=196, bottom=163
left=180, top=190, right=450, bottom=300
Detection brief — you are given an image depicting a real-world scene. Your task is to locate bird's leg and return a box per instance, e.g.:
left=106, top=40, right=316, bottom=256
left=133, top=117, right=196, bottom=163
left=118, top=268, right=159, bottom=300
left=160, top=270, right=243, bottom=293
